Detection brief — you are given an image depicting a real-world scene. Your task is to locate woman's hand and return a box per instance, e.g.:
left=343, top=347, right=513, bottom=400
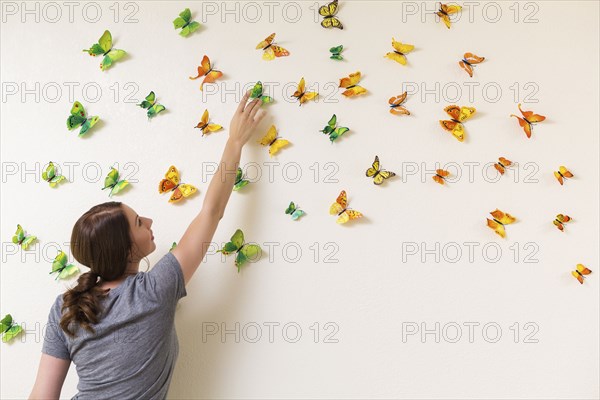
left=228, top=90, right=266, bottom=148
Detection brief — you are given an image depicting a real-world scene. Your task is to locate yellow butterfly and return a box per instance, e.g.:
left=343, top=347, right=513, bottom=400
left=329, top=190, right=363, bottom=224
left=339, top=71, right=367, bottom=97
left=319, top=0, right=343, bottom=29
left=255, top=33, right=290, bottom=61
left=258, top=125, right=290, bottom=157
left=385, top=38, right=414, bottom=65
left=158, top=165, right=198, bottom=203
left=439, top=105, right=476, bottom=142
left=366, top=155, right=396, bottom=185
left=194, top=109, right=223, bottom=136
left=486, top=209, right=516, bottom=238
left=436, top=3, right=462, bottom=29
left=292, top=77, right=318, bottom=106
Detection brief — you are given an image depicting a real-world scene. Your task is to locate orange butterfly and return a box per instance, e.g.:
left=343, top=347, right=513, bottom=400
left=432, top=169, right=450, bottom=185
left=158, top=165, right=198, bottom=203
left=194, top=109, right=223, bottom=136
left=436, top=3, right=462, bottom=29
left=256, top=33, right=289, bottom=61
left=189, top=55, right=223, bottom=91
left=459, top=53, right=485, bottom=77
left=572, top=264, right=592, bottom=284
left=553, top=214, right=571, bottom=232
left=291, top=77, right=318, bottom=106
left=389, top=92, right=410, bottom=115
left=329, top=190, right=363, bottom=224
left=486, top=209, right=516, bottom=238
left=494, top=157, right=512, bottom=175
left=439, top=105, right=476, bottom=142
left=510, top=103, right=546, bottom=138
left=554, top=166, right=573, bottom=185
left=339, top=71, right=367, bottom=97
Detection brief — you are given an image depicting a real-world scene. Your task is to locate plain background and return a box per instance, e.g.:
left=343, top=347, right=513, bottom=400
left=1, top=1, right=599, bottom=398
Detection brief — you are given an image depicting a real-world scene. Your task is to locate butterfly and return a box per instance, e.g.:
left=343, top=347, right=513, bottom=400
left=389, top=92, right=410, bottom=115
left=292, top=77, right=318, bottom=106
left=12, top=224, right=37, bottom=250
left=554, top=166, right=573, bottom=185
left=436, top=3, right=462, bottom=29
left=510, top=104, right=545, bottom=138
left=285, top=201, right=306, bottom=221
left=170, top=242, right=177, bottom=251
left=439, top=105, right=476, bottom=142
left=189, top=55, right=222, bottom=91
left=249, top=81, right=274, bottom=104
left=553, top=214, right=571, bottom=232
left=173, top=8, right=201, bottom=37
left=329, top=45, right=344, bottom=60
left=494, top=157, right=513, bottom=175
left=217, top=229, right=262, bottom=272
left=102, top=167, right=129, bottom=197
left=258, top=125, right=290, bottom=157
left=339, top=71, right=367, bottom=97
left=138, top=91, right=166, bottom=119
left=0, top=314, right=23, bottom=343
left=320, top=114, right=350, bottom=143
left=319, top=0, right=343, bottom=29
left=158, top=165, right=198, bottom=203
left=459, top=53, right=485, bottom=77
left=83, top=30, right=126, bottom=71
left=432, top=169, right=450, bottom=185
left=66, top=101, right=99, bottom=136
left=385, top=38, right=414, bottom=65
left=330, top=190, right=363, bottom=224
left=366, top=155, right=396, bottom=185
left=42, top=162, right=66, bottom=187
left=256, top=33, right=289, bottom=61
left=195, top=109, right=223, bottom=136
left=572, top=264, right=592, bottom=285
left=486, top=209, right=516, bottom=238
left=233, top=167, right=250, bottom=191
left=50, top=251, right=80, bottom=280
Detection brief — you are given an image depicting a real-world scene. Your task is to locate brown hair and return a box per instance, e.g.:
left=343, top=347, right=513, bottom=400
left=60, top=202, right=134, bottom=338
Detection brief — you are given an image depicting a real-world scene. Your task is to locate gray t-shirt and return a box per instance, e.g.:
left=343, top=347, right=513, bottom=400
left=42, top=251, right=187, bottom=400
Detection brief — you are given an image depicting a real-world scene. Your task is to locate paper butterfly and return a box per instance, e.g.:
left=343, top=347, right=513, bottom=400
left=249, top=81, right=274, bottom=104
left=138, top=91, right=166, bottom=119
left=83, top=30, right=126, bottom=71
left=195, top=109, right=223, bottom=136
left=50, top=251, right=80, bottom=280
left=233, top=167, right=250, bottom=191
left=42, top=162, right=65, bottom=188
left=486, top=209, right=516, bottom=238
left=366, top=155, right=396, bottom=185
left=67, top=101, right=99, bottom=136
left=102, top=167, right=129, bottom=197
left=339, top=71, right=367, bottom=97
left=436, top=3, right=462, bottom=29
left=158, top=165, right=198, bottom=203
left=329, top=45, right=344, bottom=60
left=510, top=103, right=546, bottom=138
left=258, top=125, right=290, bottom=157
left=330, top=190, right=363, bottom=224
left=389, top=92, right=410, bottom=115
left=439, top=105, right=476, bottom=142
left=189, top=55, right=222, bottom=91
left=319, top=0, right=343, bottom=29
left=494, top=157, right=512, bottom=175
left=0, top=314, right=23, bottom=343
left=433, top=169, right=450, bottom=185
left=385, top=38, right=414, bottom=65
left=554, top=166, right=573, bottom=185
left=170, top=242, right=177, bottom=251
left=292, top=77, right=318, bottom=106
left=285, top=201, right=306, bottom=221
left=320, top=114, right=349, bottom=143
left=553, top=214, right=571, bottom=232
left=12, top=224, right=37, bottom=250
left=173, top=8, right=201, bottom=37
left=459, top=53, right=485, bottom=77
left=217, top=229, right=262, bottom=272
left=572, top=264, right=592, bottom=285
left=256, top=33, right=289, bottom=61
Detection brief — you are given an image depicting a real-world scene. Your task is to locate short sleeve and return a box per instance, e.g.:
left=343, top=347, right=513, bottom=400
left=41, top=295, right=71, bottom=360
left=143, top=252, right=187, bottom=305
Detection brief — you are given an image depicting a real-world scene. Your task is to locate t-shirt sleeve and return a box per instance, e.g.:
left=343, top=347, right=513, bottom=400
left=41, top=295, right=71, bottom=360
left=143, top=252, right=187, bottom=306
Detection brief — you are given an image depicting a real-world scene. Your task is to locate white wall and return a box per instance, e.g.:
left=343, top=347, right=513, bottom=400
left=1, top=1, right=598, bottom=398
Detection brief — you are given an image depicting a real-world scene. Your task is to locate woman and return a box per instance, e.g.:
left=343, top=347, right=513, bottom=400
left=29, top=91, right=266, bottom=400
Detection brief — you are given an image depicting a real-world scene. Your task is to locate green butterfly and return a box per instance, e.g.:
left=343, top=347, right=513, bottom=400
left=42, top=162, right=66, bottom=187
left=138, top=91, right=166, bottom=119
left=170, top=242, right=178, bottom=251
left=83, top=30, right=127, bottom=71
left=102, top=167, right=129, bottom=197
left=320, top=114, right=350, bottom=142
left=12, top=224, right=37, bottom=250
left=233, top=167, right=250, bottom=191
left=285, top=201, right=306, bottom=221
left=66, top=101, right=99, bottom=136
left=217, top=229, right=261, bottom=273
left=173, top=8, right=201, bottom=37
left=1, top=314, right=23, bottom=343
left=49, top=251, right=80, bottom=281
left=329, top=45, right=344, bottom=60
left=249, top=81, right=274, bottom=104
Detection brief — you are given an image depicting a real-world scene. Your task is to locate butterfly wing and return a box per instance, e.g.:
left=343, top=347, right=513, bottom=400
left=79, top=116, right=99, bottom=136
left=486, top=218, right=506, bottom=238
left=269, top=139, right=290, bottom=157
left=337, top=209, right=362, bottom=224
left=366, top=156, right=380, bottom=177
left=459, top=60, right=473, bottom=77
left=12, top=224, right=24, bottom=245
left=291, top=209, right=305, bottom=221
left=464, top=53, right=484, bottom=64
left=147, top=104, right=166, bottom=118
left=272, top=45, right=289, bottom=58
left=181, top=21, right=200, bottom=37
left=259, top=125, right=278, bottom=146
left=518, top=103, right=546, bottom=123
left=97, top=30, right=112, bottom=53
left=451, top=123, right=465, bottom=142
left=494, top=163, right=505, bottom=175
left=458, top=106, right=476, bottom=122
left=51, top=251, right=68, bottom=274
left=262, top=46, right=275, bottom=61
left=491, top=209, right=516, bottom=225
left=554, top=171, right=564, bottom=185
left=329, top=127, right=349, bottom=142
left=339, top=71, right=361, bottom=88
left=511, top=114, right=531, bottom=138
left=67, top=101, right=87, bottom=130
left=559, top=166, right=573, bottom=178
left=2, top=324, right=23, bottom=343
left=101, top=49, right=126, bottom=71
left=256, top=33, right=275, bottom=49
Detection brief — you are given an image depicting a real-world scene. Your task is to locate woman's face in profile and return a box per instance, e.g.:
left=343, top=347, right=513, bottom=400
left=121, top=203, right=156, bottom=260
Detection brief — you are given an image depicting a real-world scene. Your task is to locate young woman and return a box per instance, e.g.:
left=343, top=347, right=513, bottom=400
left=29, top=91, right=266, bottom=400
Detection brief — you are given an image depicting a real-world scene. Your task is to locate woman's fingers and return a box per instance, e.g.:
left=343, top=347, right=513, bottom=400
left=236, top=91, right=251, bottom=114
left=245, top=98, right=261, bottom=117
